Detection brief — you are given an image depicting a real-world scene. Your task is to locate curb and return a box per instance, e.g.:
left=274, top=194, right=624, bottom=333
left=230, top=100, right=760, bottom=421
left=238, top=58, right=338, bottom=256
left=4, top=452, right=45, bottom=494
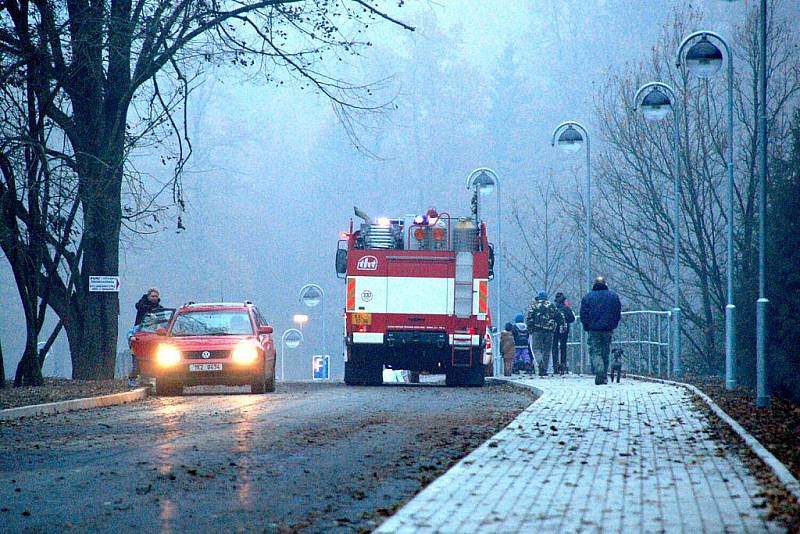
left=488, top=376, right=545, bottom=398
left=629, top=374, right=800, bottom=505
left=0, top=387, right=149, bottom=421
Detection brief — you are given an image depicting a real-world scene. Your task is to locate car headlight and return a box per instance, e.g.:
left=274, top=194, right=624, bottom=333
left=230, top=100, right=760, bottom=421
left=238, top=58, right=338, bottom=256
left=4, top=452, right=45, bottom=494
left=232, top=343, right=259, bottom=364
left=156, top=344, right=181, bottom=366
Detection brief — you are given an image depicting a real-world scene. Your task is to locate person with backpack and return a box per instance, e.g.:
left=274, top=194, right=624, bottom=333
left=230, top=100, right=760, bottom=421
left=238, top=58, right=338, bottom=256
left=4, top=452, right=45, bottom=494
left=525, top=291, right=562, bottom=377
left=511, top=314, right=532, bottom=374
left=580, top=276, right=622, bottom=385
left=552, top=292, right=576, bottom=375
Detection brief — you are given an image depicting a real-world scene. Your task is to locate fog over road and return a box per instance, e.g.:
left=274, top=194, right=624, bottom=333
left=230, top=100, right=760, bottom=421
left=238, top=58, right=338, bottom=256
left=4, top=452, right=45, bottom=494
left=1, top=382, right=535, bottom=533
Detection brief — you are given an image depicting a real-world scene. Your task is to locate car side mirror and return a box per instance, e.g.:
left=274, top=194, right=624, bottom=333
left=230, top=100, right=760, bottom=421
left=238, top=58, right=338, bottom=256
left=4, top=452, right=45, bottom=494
left=335, top=247, right=347, bottom=276
left=258, top=325, right=274, bottom=335
left=488, top=243, right=495, bottom=280
left=155, top=327, right=168, bottom=336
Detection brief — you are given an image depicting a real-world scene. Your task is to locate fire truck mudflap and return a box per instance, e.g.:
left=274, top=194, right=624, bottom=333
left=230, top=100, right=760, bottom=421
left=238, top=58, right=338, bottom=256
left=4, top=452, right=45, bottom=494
left=337, top=208, right=494, bottom=387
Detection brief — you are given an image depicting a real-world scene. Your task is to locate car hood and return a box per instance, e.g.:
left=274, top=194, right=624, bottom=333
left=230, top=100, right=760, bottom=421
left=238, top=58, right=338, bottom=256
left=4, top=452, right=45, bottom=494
left=163, top=335, right=256, bottom=350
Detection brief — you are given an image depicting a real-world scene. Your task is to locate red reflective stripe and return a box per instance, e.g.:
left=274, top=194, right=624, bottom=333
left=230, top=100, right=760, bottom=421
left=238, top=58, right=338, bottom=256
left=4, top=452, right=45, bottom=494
left=478, top=281, right=488, bottom=313
left=346, top=278, right=356, bottom=310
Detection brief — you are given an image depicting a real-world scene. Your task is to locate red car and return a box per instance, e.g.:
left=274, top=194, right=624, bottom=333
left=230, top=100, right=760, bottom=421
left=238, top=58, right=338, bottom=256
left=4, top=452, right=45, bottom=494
left=133, top=302, right=277, bottom=396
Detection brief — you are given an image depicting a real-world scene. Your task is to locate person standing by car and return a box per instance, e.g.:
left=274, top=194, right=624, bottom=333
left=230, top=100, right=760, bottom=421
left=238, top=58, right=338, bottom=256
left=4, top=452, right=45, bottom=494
left=130, top=287, right=165, bottom=385
left=135, top=288, right=164, bottom=325
left=552, top=292, right=576, bottom=375
left=526, top=291, right=561, bottom=377
left=580, top=276, right=622, bottom=385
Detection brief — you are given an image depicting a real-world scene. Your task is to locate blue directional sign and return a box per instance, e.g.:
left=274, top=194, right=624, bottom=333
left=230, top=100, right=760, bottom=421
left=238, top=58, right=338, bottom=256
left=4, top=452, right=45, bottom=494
left=312, top=355, right=329, bottom=380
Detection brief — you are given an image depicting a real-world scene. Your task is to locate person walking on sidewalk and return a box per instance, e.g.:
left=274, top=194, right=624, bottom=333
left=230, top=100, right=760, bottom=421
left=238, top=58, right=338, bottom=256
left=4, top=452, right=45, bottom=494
left=500, top=323, right=515, bottom=377
left=580, top=276, right=622, bottom=385
left=526, top=291, right=561, bottom=377
left=552, top=292, right=575, bottom=375
left=511, top=314, right=532, bottom=374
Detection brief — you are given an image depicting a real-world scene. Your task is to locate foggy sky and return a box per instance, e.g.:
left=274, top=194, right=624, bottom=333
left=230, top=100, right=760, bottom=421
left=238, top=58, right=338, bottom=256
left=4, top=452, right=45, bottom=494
left=0, top=1, right=748, bottom=379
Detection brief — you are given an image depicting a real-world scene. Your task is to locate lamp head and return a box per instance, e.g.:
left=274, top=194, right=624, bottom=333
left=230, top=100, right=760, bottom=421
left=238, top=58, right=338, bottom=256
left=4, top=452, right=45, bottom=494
left=685, top=36, right=723, bottom=78
left=557, top=126, right=584, bottom=153
left=470, top=170, right=496, bottom=195
left=640, top=88, right=672, bottom=121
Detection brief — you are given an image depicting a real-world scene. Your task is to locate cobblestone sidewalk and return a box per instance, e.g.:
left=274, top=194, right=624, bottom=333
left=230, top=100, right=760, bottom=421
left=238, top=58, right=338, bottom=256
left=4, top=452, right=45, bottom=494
left=378, top=375, right=782, bottom=533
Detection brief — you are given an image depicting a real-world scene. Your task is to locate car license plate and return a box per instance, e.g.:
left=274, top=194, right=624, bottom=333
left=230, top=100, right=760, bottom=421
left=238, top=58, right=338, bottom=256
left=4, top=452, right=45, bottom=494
left=189, top=363, right=223, bottom=372
left=351, top=312, right=372, bottom=325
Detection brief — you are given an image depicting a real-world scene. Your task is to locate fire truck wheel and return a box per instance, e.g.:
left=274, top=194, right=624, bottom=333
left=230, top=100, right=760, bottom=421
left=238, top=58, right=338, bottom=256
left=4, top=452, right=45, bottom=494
left=345, top=360, right=383, bottom=386
left=445, top=365, right=485, bottom=387
left=344, top=361, right=364, bottom=385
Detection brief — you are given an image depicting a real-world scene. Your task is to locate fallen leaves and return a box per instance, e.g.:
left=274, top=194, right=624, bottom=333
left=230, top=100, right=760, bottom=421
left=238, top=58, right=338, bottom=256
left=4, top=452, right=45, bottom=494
left=0, top=378, right=131, bottom=410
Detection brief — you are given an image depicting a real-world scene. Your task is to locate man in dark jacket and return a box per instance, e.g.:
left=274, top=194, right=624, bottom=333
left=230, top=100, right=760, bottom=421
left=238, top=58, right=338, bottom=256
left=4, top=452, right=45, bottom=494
left=552, top=292, right=575, bottom=375
left=134, top=288, right=164, bottom=325
left=580, top=277, right=622, bottom=385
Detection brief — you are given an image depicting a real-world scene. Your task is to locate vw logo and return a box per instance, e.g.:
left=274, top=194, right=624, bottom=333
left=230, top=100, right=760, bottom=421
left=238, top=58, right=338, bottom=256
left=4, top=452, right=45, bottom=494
left=201, top=351, right=211, bottom=359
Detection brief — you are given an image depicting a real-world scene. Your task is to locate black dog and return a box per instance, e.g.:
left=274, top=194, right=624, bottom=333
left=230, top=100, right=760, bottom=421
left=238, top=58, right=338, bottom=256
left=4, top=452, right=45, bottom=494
left=609, top=348, right=624, bottom=383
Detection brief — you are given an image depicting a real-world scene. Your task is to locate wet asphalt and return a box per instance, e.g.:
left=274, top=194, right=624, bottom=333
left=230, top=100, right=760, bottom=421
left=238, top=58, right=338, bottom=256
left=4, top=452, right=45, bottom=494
left=1, top=381, right=535, bottom=533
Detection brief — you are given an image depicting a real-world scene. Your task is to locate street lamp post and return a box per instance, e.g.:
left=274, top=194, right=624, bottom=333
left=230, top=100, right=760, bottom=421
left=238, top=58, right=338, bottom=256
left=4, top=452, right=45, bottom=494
left=299, top=283, right=326, bottom=357
left=677, top=30, right=736, bottom=389
left=756, top=0, right=769, bottom=407
left=280, top=328, right=303, bottom=382
left=466, top=168, right=501, bottom=377
left=551, top=121, right=591, bottom=373
left=634, top=82, right=683, bottom=378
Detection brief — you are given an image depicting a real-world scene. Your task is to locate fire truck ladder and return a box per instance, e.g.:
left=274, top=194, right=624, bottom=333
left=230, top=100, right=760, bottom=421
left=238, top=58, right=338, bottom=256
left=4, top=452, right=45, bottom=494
left=452, top=251, right=474, bottom=367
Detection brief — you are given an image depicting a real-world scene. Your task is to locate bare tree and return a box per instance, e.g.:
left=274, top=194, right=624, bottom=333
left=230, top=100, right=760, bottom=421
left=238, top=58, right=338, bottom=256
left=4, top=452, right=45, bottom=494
left=559, top=5, right=799, bottom=372
left=0, top=1, right=411, bottom=379
left=0, top=57, right=80, bottom=385
left=505, top=172, right=580, bottom=303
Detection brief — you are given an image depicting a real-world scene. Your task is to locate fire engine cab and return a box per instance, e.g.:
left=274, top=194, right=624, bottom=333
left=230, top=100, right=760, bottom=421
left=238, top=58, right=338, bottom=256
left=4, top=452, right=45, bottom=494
left=336, top=207, right=494, bottom=387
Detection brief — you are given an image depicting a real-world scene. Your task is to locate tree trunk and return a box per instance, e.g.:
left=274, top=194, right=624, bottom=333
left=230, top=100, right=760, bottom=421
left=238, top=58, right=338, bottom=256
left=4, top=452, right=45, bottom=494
left=69, top=125, right=124, bottom=379
left=71, top=195, right=121, bottom=380
left=13, top=297, right=44, bottom=386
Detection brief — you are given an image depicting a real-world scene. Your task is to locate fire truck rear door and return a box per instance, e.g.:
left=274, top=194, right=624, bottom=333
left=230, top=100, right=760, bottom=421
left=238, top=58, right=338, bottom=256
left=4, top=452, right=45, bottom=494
left=386, top=255, right=454, bottom=316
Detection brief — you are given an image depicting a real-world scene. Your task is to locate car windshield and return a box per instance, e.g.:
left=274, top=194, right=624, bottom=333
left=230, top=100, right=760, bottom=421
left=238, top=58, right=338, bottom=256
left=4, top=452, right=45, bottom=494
left=170, top=311, right=253, bottom=336
left=139, top=309, right=175, bottom=333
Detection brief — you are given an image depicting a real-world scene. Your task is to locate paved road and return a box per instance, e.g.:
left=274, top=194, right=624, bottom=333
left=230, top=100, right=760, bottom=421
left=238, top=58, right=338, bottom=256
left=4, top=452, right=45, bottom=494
left=379, top=376, right=783, bottom=533
left=0, top=381, right=534, bottom=533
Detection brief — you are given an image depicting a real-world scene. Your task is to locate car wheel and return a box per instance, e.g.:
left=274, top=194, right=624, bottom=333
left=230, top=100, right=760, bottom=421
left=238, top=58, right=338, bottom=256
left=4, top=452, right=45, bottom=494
left=155, top=379, right=182, bottom=396
left=251, top=375, right=266, bottom=394
left=264, top=375, right=275, bottom=393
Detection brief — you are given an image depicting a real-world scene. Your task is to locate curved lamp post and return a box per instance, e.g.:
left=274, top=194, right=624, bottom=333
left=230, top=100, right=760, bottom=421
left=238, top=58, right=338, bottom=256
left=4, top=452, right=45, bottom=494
left=677, top=30, right=737, bottom=390
left=466, top=168, right=501, bottom=376
left=634, top=82, right=682, bottom=379
left=280, top=328, right=303, bottom=382
left=551, top=121, right=591, bottom=373
left=299, top=283, right=326, bottom=358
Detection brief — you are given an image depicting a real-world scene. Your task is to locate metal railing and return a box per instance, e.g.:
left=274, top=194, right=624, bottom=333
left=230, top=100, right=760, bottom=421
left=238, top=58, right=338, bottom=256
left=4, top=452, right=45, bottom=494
left=566, top=310, right=673, bottom=378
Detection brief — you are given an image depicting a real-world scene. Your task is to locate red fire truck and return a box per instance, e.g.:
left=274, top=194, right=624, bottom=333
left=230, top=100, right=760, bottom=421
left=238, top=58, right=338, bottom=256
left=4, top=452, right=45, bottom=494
left=335, top=208, right=494, bottom=387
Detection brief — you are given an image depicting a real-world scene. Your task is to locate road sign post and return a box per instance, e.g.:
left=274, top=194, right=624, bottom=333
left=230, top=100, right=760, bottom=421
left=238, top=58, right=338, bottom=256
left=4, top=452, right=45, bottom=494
left=312, top=355, right=330, bottom=381
left=89, top=276, right=120, bottom=292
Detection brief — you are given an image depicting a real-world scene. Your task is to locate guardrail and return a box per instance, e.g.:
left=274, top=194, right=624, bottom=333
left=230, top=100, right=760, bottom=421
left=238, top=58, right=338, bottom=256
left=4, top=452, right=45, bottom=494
left=567, top=310, right=673, bottom=378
